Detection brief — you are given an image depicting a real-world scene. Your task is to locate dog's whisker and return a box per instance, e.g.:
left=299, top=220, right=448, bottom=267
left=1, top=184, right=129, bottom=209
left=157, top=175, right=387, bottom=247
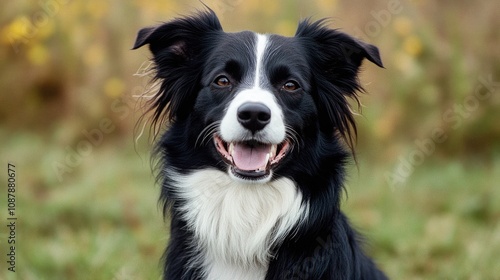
left=201, top=126, right=218, bottom=146
left=285, top=125, right=301, bottom=151
left=195, top=121, right=220, bottom=147
left=195, top=125, right=212, bottom=147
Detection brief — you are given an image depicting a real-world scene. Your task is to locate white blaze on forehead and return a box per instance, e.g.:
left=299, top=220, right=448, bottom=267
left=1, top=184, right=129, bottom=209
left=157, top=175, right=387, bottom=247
left=219, top=32, right=285, bottom=146
left=253, top=33, right=268, bottom=88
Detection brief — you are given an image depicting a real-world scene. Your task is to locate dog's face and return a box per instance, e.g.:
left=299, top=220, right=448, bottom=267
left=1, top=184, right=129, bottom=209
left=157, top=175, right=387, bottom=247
left=200, top=32, right=314, bottom=183
left=134, top=11, right=383, bottom=184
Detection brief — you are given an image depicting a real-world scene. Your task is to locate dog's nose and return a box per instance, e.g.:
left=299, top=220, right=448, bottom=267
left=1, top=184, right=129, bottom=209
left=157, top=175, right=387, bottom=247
left=237, top=102, right=271, bottom=133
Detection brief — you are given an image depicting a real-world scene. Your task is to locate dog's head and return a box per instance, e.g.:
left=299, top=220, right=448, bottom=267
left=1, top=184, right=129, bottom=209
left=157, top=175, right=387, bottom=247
left=134, top=10, right=383, bottom=183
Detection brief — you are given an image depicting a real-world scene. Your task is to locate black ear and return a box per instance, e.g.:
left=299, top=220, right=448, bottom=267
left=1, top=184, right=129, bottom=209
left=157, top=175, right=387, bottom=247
left=295, top=19, right=383, bottom=72
left=133, top=10, right=222, bottom=59
left=350, top=39, right=384, bottom=68
left=133, top=10, right=223, bottom=125
left=133, top=26, right=156, bottom=50
left=295, top=19, right=383, bottom=150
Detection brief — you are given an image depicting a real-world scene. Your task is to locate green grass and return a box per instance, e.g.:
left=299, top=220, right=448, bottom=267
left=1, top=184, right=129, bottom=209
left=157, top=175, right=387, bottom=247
left=2, top=131, right=164, bottom=280
left=2, top=131, right=499, bottom=279
left=346, top=158, right=500, bottom=279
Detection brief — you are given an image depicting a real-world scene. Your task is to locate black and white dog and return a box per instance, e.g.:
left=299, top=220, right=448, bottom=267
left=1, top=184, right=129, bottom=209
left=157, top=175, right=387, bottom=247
left=134, top=10, right=386, bottom=280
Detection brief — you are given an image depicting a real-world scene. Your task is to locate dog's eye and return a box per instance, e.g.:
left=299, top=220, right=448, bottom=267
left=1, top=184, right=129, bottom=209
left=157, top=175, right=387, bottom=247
left=282, top=81, right=300, bottom=92
left=214, top=75, right=231, bottom=87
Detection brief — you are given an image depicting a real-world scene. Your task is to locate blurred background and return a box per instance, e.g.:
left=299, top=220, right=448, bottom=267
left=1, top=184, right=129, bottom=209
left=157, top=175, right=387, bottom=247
left=1, top=0, right=499, bottom=279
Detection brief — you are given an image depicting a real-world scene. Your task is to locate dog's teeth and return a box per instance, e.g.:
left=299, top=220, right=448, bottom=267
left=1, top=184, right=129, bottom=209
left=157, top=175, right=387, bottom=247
left=270, top=145, right=277, bottom=158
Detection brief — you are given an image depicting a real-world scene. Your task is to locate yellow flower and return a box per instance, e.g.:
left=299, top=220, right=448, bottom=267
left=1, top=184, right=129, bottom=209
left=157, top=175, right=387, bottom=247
left=27, top=44, right=49, bottom=65
left=393, top=16, right=413, bottom=37
left=2, top=16, right=54, bottom=50
left=1, top=17, right=33, bottom=46
left=403, top=35, right=423, bottom=57
left=104, top=78, right=125, bottom=98
left=37, top=20, right=55, bottom=40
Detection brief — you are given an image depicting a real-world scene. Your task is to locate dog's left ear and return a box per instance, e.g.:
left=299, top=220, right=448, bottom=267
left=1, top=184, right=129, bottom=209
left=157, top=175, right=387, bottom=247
left=295, top=19, right=383, bottom=149
left=343, top=38, right=384, bottom=68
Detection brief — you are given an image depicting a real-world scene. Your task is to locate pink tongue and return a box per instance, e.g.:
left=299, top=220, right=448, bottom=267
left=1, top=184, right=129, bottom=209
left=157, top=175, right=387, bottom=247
left=232, top=143, right=270, bottom=171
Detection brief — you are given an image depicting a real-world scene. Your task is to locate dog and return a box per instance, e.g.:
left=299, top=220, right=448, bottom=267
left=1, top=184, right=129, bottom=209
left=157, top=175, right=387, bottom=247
left=134, top=10, right=386, bottom=280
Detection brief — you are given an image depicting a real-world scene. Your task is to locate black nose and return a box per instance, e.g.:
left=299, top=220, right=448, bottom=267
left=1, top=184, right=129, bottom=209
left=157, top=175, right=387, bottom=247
left=237, top=102, right=271, bottom=133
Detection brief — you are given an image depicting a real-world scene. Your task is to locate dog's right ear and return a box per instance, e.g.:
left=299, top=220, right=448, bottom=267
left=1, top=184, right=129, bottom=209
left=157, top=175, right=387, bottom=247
left=133, top=10, right=222, bottom=60
left=132, top=10, right=223, bottom=125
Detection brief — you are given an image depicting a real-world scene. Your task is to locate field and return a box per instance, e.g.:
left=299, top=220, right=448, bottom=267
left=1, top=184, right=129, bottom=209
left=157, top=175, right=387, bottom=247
left=1, top=0, right=499, bottom=279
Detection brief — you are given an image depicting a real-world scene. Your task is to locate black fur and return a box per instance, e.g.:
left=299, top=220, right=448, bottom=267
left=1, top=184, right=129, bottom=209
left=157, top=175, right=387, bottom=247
left=134, top=10, right=386, bottom=280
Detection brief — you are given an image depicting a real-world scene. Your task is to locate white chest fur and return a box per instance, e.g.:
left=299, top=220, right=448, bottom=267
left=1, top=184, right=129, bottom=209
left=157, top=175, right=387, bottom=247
left=169, top=169, right=308, bottom=280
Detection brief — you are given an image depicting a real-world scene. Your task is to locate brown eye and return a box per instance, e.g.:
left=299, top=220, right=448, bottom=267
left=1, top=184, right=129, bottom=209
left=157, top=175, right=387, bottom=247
left=282, top=80, right=300, bottom=92
left=214, top=75, right=230, bottom=87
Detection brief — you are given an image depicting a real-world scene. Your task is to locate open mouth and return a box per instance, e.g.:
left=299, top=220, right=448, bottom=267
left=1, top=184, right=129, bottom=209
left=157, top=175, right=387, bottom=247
left=214, top=135, right=291, bottom=180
